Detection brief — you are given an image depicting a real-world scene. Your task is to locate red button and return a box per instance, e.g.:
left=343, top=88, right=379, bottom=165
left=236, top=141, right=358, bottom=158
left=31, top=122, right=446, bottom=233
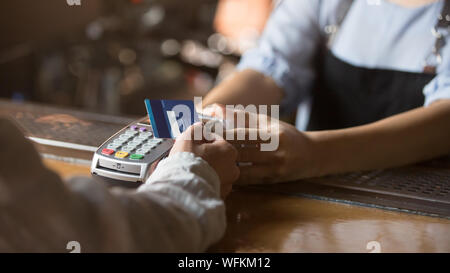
left=102, top=148, right=115, bottom=155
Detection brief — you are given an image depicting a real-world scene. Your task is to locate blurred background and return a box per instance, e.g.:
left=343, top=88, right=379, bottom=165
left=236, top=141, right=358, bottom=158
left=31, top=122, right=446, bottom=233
left=0, top=0, right=276, bottom=117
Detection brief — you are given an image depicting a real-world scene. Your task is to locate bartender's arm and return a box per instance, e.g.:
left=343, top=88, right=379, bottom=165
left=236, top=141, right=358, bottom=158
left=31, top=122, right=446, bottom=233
left=201, top=0, right=450, bottom=184
left=202, top=69, right=283, bottom=108
left=203, top=71, right=450, bottom=184
left=0, top=119, right=239, bottom=252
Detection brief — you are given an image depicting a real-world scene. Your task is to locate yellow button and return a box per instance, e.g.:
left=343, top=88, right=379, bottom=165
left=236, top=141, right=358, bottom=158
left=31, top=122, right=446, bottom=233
left=115, top=151, right=129, bottom=158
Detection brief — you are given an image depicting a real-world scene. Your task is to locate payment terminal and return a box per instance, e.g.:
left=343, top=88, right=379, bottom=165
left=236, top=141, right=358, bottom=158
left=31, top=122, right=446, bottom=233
left=90, top=99, right=222, bottom=186
left=90, top=116, right=175, bottom=185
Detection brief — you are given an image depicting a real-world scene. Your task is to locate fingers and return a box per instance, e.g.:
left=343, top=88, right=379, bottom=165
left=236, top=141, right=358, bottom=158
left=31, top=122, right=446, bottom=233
left=177, top=120, right=283, bottom=187
left=237, top=147, right=277, bottom=163
left=182, top=123, right=277, bottom=163
left=220, top=181, right=233, bottom=199
left=181, top=122, right=228, bottom=142
left=222, top=108, right=272, bottom=129
left=220, top=162, right=240, bottom=199
left=209, top=137, right=238, bottom=159
left=236, top=164, right=278, bottom=185
left=176, top=122, right=201, bottom=141
left=201, top=103, right=273, bottom=129
left=222, top=127, right=278, bottom=163
left=180, top=124, right=271, bottom=151
left=224, top=128, right=272, bottom=146
left=202, top=136, right=240, bottom=198
left=178, top=122, right=221, bottom=145
left=201, top=103, right=226, bottom=118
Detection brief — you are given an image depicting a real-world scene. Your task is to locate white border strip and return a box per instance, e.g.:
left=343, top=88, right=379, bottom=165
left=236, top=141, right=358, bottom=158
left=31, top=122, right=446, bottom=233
left=28, top=137, right=98, bottom=152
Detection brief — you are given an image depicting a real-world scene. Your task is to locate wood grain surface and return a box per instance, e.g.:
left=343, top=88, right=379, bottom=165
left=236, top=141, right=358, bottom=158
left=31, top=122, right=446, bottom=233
left=44, top=158, right=450, bottom=253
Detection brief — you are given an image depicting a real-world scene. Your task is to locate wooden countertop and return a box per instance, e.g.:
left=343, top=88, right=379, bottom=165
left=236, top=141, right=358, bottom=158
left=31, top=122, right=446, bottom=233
left=43, top=158, right=450, bottom=253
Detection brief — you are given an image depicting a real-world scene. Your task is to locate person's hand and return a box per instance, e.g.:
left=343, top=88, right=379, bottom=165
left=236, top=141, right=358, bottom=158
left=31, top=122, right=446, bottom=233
left=201, top=103, right=320, bottom=185
left=231, top=121, right=319, bottom=184
left=169, top=123, right=240, bottom=198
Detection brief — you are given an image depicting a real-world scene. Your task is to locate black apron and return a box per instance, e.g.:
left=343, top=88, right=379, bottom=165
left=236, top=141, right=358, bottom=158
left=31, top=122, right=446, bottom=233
left=306, top=51, right=436, bottom=131
left=306, top=0, right=450, bottom=131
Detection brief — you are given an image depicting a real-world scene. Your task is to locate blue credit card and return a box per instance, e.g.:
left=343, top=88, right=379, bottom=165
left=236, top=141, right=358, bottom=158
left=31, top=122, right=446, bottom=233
left=145, top=99, right=199, bottom=139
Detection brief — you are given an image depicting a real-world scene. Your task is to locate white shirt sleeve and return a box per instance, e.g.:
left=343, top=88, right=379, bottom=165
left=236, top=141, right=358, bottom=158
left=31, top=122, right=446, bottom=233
left=237, top=0, right=349, bottom=113
left=0, top=118, right=225, bottom=252
left=237, top=0, right=322, bottom=113
left=423, top=60, right=450, bottom=106
left=136, top=152, right=225, bottom=252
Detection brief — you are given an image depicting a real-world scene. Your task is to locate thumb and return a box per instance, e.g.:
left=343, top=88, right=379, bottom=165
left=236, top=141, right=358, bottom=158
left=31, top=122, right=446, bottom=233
left=177, top=122, right=203, bottom=141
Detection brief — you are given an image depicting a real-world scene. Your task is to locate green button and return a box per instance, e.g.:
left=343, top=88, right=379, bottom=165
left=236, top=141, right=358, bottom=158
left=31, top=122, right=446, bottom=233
left=130, top=154, right=144, bottom=160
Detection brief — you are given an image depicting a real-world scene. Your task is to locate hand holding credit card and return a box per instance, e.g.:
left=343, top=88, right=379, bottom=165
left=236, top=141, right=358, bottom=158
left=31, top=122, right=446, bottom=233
left=145, top=99, right=200, bottom=139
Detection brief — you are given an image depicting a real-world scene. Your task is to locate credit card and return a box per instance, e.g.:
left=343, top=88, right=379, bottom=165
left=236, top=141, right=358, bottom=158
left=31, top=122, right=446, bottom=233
left=144, top=99, right=199, bottom=138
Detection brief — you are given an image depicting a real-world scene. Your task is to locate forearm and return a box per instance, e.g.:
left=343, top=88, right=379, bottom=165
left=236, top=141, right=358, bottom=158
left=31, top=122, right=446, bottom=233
left=309, top=100, right=450, bottom=176
left=202, top=69, right=283, bottom=108
left=0, top=119, right=225, bottom=252
left=65, top=153, right=226, bottom=252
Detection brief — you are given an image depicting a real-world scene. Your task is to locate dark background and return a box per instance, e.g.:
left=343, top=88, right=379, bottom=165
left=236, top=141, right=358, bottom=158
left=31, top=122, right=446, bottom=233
left=0, top=0, right=271, bottom=117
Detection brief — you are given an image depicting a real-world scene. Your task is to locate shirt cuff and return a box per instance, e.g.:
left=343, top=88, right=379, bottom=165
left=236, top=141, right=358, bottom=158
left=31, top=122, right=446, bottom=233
left=141, top=152, right=221, bottom=197
left=423, top=75, right=450, bottom=106
left=137, top=151, right=225, bottom=252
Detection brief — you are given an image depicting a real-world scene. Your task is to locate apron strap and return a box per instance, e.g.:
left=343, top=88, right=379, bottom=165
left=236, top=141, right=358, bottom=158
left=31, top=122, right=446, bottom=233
left=325, top=0, right=354, bottom=48
left=424, top=0, right=450, bottom=73
left=436, top=0, right=450, bottom=29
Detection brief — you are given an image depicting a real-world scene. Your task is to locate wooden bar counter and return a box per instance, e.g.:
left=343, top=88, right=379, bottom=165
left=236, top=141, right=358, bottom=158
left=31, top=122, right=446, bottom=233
left=3, top=99, right=447, bottom=253
left=43, top=158, right=450, bottom=253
